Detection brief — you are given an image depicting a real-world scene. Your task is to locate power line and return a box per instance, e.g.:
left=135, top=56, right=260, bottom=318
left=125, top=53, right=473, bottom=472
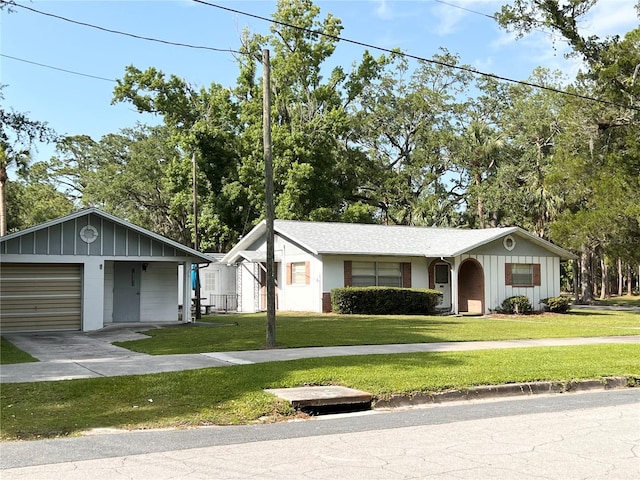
left=1, top=53, right=117, bottom=82
left=434, top=0, right=564, bottom=39
left=10, top=1, right=242, bottom=55
left=6, top=0, right=636, bottom=111
left=192, top=0, right=638, bottom=112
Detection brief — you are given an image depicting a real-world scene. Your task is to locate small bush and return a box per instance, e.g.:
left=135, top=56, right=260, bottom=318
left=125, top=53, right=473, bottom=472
left=331, top=287, right=442, bottom=315
left=541, top=296, right=572, bottom=313
left=498, top=295, right=532, bottom=314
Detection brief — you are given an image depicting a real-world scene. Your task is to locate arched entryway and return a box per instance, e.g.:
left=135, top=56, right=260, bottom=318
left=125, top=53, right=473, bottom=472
left=458, top=259, right=484, bottom=314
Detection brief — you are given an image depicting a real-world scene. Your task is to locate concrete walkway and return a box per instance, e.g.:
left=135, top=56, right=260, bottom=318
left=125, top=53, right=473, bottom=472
left=2, top=327, right=639, bottom=383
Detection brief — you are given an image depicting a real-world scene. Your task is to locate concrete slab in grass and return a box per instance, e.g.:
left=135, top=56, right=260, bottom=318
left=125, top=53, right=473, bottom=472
left=265, top=386, right=372, bottom=409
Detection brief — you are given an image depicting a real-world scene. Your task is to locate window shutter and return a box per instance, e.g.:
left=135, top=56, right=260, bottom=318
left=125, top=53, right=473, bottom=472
left=428, top=261, right=435, bottom=289
left=344, top=261, right=352, bottom=287
left=305, top=261, right=311, bottom=285
left=505, top=263, right=513, bottom=286
left=286, top=263, right=292, bottom=285
left=533, top=263, right=541, bottom=286
left=402, top=262, right=411, bottom=288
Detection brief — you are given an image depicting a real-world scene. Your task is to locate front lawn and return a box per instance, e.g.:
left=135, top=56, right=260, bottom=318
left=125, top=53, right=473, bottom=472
left=1, top=344, right=639, bottom=441
left=114, top=310, right=640, bottom=355
left=594, top=295, right=640, bottom=307
left=0, top=338, right=38, bottom=365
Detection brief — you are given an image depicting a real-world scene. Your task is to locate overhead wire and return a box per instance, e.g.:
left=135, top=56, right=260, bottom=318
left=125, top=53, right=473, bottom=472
left=433, top=0, right=566, bottom=39
left=5, top=0, right=637, bottom=111
left=192, top=0, right=638, bottom=111
left=8, top=1, right=242, bottom=54
left=1, top=53, right=117, bottom=82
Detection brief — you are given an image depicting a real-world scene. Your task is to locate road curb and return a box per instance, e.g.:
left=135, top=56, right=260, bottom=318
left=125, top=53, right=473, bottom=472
left=373, top=376, right=639, bottom=409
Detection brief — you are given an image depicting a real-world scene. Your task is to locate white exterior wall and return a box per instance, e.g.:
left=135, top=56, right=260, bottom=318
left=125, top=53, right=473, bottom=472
left=458, top=254, right=561, bottom=313
left=81, top=257, right=105, bottom=331
left=238, top=262, right=260, bottom=312
left=279, top=252, right=322, bottom=312
left=103, top=261, right=114, bottom=324
left=140, top=262, right=178, bottom=322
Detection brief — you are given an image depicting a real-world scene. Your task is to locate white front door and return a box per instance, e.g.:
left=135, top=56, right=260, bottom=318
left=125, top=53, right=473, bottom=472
left=434, top=263, right=451, bottom=310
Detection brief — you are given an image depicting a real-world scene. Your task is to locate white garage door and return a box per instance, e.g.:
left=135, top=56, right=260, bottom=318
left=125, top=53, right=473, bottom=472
left=0, top=263, right=82, bottom=332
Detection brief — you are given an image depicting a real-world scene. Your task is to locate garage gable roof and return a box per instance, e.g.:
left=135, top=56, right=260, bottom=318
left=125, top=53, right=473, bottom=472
left=223, top=220, right=576, bottom=262
left=0, top=208, right=213, bottom=262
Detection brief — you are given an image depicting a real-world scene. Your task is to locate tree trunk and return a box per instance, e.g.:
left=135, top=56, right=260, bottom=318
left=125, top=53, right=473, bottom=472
left=600, top=257, right=608, bottom=299
left=572, top=260, right=579, bottom=301
left=617, top=258, right=624, bottom=296
left=627, top=263, right=633, bottom=296
left=579, top=245, right=593, bottom=304
left=0, top=165, right=7, bottom=236
left=474, top=173, right=484, bottom=228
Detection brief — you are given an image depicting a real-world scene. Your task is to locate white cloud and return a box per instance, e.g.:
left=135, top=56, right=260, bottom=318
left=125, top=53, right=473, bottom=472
left=581, top=0, right=638, bottom=38
left=373, top=0, right=394, bottom=20
left=430, top=2, right=468, bottom=35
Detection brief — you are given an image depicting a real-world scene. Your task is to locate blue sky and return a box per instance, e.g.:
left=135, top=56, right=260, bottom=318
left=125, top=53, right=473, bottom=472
left=1, top=0, right=638, bottom=170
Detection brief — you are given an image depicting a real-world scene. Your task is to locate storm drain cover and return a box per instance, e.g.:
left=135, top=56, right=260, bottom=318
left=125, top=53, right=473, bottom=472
left=265, top=386, right=372, bottom=415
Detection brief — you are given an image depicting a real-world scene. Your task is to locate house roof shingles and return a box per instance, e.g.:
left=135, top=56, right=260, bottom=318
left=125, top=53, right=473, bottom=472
left=223, top=220, right=576, bottom=262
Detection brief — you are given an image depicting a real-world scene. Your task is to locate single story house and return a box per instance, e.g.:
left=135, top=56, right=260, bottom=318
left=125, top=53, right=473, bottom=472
left=0, top=208, right=212, bottom=332
left=222, top=220, right=576, bottom=315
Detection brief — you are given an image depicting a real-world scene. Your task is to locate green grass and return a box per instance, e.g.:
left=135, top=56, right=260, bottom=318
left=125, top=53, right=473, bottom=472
left=2, top=344, right=638, bottom=441
left=0, top=338, right=38, bottom=365
left=594, top=295, right=640, bottom=307
left=114, top=310, right=640, bottom=355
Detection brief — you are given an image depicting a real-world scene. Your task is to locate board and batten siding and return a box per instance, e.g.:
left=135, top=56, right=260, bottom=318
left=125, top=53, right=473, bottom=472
left=0, top=214, right=180, bottom=258
left=460, top=254, right=560, bottom=312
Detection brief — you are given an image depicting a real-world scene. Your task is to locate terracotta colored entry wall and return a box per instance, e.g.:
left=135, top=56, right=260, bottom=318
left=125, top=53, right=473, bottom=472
left=458, top=259, right=484, bottom=314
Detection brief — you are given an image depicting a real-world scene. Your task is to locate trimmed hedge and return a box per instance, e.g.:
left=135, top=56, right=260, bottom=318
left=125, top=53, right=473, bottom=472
left=331, top=287, right=443, bottom=315
left=497, top=295, right=533, bottom=314
left=541, top=296, right=573, bottom=313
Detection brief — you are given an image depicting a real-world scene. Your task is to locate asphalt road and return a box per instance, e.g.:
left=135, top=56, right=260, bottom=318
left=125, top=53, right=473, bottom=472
left=1, top=389, right=638, bottom=479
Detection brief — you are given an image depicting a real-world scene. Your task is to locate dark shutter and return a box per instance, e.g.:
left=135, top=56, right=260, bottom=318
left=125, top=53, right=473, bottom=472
left=505, top=263, right=513, bottom=286
left=344, top=261, right=352, bottom=287
left=286, top=263, right=292, bottom=285
left=402, top=262, right=411, bottom=288
left=428, top=261, right=435, bottom=289
left=533, top=263, right=541, bottom=286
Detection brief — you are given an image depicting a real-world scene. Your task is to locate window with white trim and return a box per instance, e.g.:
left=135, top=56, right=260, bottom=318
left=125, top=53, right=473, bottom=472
left=352, top=261, right=402, bottom=287
left=291, top=262, right=307, bottom=285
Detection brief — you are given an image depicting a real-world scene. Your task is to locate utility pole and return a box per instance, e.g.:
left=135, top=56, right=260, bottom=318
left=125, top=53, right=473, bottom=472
left=263, top=48, right=276, bottom=347
left=192, top=150, right=202, bottom=320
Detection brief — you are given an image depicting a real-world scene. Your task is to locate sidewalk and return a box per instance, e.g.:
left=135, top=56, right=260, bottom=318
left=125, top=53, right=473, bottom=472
left=2, top=334, right=639, bottom=384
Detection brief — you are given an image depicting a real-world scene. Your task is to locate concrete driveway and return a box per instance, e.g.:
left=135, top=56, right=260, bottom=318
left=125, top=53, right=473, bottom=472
left=3, top=324, right=154, bottom=362
left=1, top=323, right=231, bottom=382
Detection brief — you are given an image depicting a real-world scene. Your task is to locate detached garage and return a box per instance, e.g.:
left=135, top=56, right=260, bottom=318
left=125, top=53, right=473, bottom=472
left=0, top=208, right=212, bottom=333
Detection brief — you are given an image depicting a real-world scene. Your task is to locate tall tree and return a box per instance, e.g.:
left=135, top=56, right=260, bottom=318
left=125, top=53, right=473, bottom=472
left=234, top=0, right=378, bottom=225
left=495, top=1, right=640, bottom=301
left=348, top=51, right=471, bottom=226
left=112, top=67, right=244, bottom=250
left=0, top=88, right=57, bottom=235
